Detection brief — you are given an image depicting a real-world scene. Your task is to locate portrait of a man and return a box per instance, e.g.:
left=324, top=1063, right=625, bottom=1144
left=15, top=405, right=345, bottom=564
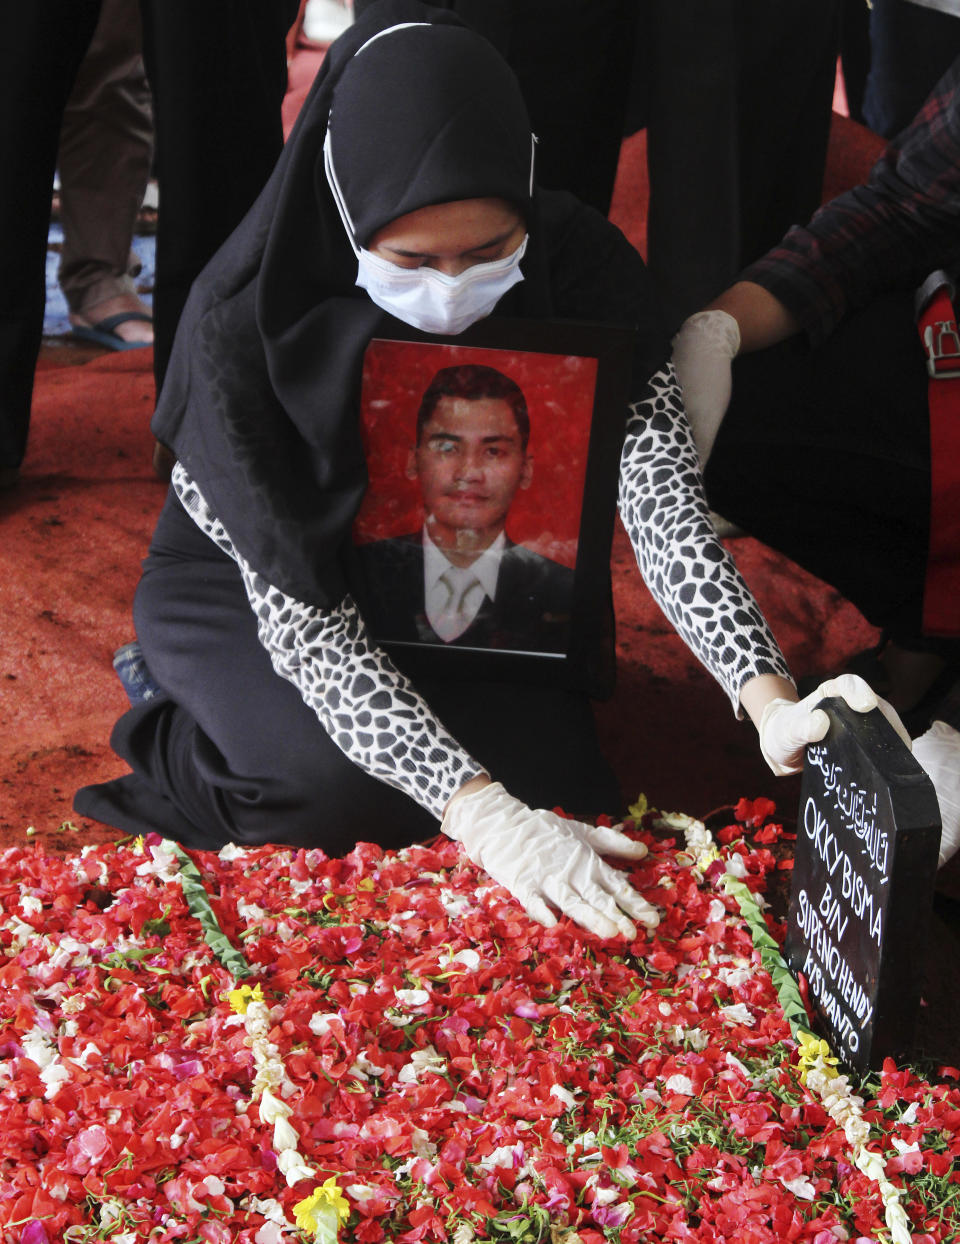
left=355, top=363, right=575, bottom=653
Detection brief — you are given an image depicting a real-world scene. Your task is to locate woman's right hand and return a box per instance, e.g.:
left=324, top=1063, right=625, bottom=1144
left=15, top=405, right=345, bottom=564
left=442, top=779, right=660, bottom=939
left=757, top=673, right=912, bottom=776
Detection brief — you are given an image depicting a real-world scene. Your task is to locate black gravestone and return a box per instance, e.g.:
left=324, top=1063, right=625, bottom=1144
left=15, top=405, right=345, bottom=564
left=784, top=698, right=941, bottom=1076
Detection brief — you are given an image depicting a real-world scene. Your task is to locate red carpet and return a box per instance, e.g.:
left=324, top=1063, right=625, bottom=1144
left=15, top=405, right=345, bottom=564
left=0, top=99, right=888, bottom=852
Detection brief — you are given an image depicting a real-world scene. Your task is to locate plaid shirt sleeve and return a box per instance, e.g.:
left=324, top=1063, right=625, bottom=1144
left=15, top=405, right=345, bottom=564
left=740, top=55, right=960, bottom=345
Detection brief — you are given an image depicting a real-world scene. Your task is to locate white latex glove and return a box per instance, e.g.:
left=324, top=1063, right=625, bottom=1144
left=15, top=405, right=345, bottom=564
left=912, top=720, right=960, bottom=867
left=759, top=673, right=912, bottom=777
left=442, top=781, right=660, bottom=938
left=670, top=309, right=741, bottom=467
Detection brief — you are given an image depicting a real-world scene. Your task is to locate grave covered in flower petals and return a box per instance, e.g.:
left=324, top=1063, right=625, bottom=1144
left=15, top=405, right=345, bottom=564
left=1, top=801, right=958, bottom=1243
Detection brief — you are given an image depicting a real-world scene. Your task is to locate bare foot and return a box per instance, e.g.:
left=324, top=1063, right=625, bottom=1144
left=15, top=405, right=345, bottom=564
left=70, top=293, right=153, bottom=345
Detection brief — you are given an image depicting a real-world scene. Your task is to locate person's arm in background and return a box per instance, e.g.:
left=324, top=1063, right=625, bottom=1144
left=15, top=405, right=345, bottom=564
left=702, top=281, right=800, bottom=351
left=673, top=54, right=960, bottom=466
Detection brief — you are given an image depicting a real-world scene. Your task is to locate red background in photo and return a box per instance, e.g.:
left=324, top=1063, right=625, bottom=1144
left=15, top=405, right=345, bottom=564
left=353, top=338, right=598, bottom=569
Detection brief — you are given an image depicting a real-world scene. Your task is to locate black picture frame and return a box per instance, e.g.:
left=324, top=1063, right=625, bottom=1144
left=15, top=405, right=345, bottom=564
left=346, top=317, right=636, bottom=694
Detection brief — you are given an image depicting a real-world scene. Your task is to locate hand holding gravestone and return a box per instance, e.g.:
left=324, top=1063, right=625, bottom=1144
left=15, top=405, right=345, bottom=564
left=759, top=673, right=911, bottom=776
left=913, top=720, right=960, bottom=867
left=784, top=697, right=940, bottom=1076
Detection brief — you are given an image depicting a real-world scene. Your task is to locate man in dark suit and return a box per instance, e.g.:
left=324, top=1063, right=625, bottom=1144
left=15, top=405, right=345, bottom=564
left=355, top=363, right=574, bottom=653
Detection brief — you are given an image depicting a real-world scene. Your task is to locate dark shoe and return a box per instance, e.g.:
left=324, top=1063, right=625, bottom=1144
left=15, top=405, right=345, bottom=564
left=113, top=641, right=163, bottom=706
left=0, top=465, right=19, bottom=490
left=799, top=640, right=960, bottom=737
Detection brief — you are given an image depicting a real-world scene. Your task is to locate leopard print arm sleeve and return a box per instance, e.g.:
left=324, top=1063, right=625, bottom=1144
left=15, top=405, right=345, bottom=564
left=618, top=364, right=794, bottom=711
left=171, top=464, right=485, bottom=820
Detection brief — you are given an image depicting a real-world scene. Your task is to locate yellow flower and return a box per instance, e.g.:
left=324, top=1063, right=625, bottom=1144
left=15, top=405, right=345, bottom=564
left=133, top=835, right=145, bottom=854
left=628, top=793, right=649, bottom=822
left=797, top=1030, right=839, bottom=1084
left=695, top=845, right=720, bottom=870
left=227, top=982, right=264, bottom=1015
left=356, top=877, right=375, bottom=891
left=294, top=1178, right=351, bottom=1235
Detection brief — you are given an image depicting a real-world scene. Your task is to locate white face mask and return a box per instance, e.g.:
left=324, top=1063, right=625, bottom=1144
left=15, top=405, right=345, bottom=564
left=355, top=237, right=527, bottom=335
left=324, top=128, right=528, bottom=335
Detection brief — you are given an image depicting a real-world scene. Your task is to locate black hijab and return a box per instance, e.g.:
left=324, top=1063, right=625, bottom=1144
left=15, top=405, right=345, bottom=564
left=153, top=0, right=665, bottom=606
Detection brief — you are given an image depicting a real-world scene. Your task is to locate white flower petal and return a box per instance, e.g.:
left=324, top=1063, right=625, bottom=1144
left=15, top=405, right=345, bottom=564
left=779, top=1174, right=816, bottom=1200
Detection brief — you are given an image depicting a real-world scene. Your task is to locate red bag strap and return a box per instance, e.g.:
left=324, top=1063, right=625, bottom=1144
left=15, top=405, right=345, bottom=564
left=916, top=270, right=960, bottom=636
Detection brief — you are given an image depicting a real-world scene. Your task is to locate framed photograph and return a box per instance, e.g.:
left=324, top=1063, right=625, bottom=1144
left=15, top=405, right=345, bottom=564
left=347, top=318, right=636, bottom=693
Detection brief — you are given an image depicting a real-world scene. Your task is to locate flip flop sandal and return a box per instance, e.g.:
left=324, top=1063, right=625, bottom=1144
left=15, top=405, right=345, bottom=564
left=71, top=310, right=153, bottom=351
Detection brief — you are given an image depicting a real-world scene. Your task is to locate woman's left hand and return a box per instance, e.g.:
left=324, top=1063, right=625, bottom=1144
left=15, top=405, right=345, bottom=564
left=758, top=673, right=911, bottom=776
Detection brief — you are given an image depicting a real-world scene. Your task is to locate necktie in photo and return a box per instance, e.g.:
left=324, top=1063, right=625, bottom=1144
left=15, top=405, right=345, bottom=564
left=430, top=567, right=485, bottom=642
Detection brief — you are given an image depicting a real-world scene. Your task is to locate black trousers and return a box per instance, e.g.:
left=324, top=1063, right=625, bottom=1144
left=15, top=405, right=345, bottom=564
left=0, top=0, right=295, bottom=469
left=75, top=491, right=620, bottom=851
left=863, top=0, right=960, bottom=139
left=643, top=0, right=842, bottom=331
left=705, top=292, right=942, bottom=649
